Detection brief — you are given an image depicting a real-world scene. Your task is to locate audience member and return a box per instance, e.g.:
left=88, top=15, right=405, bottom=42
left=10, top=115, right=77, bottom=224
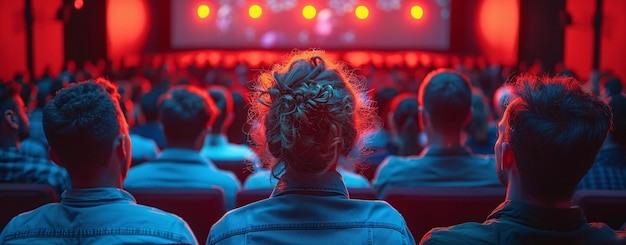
left=464, top=92, right=497, bottom=155
left=208, top=50, right=414, bottom=244
left=420, top=75, right=626, bottom=244
left=387, top=93, right=423, bottom=156
left=373, top=69, right=501, bottom=197
left=0, top=79, right=70, bottom=197
left=201, top=85, right=259, bottom=165
left=578, top=77, right=626, bottom=189
left=225, top=90, right=250, bottom=145
left=124, top=85, right=241, bottom=209
left=0, top=79, right=197, bottom=244
left=131, top=88, right=168, bottom=149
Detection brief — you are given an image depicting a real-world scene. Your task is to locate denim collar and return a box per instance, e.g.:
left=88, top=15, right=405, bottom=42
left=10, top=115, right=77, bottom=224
left=423, top=145, right=473, bottom=157
left=271, top=170, right=348, bottom=198
left=61, top=188, right=136, bottom=207
left=488, top=200, right=587, bottom=230
left=154, top=148, right=216, bottom=169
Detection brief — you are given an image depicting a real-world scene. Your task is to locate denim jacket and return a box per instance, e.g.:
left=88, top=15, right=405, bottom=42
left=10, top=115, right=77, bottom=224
left=208, top=170, right=415, bottom=245
left=0, top=188, right=198, bottom=245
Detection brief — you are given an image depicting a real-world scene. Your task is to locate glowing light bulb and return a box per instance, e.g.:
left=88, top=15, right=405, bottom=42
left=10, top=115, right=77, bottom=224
left=355, top=5, right=369, bottom=20
left=411, top=5, right=424, bottom=20
left=302, top=5, right=317, bottom=19
left=197, top=5, right=210, bottom=19
left=249, top=4, right=262, bottom=19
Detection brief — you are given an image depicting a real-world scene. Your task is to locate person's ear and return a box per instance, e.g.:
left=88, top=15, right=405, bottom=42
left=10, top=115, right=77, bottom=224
left=501, top=142, right=515, bottom=170
left=4, top=109, right=19, bottom=130
left=114, top=134, right=129, bottom=163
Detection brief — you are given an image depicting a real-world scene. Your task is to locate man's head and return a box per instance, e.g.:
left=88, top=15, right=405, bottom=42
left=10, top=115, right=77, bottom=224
left=418, top=69, right=472, bottom=137
left=208, top=85, right=234, bottom=134
left=604, top=77, right=622, bottom=98
left=493, top=85, right=517, bottom=120
left=139, top=89, right=166, bottom=122
left=43, top=78, right=131, bottom=185
left=495, top=75, right=612, bottom=202
left=158, top=85, right=218, bottom=149
left=0, top=79, right=29, bottom=147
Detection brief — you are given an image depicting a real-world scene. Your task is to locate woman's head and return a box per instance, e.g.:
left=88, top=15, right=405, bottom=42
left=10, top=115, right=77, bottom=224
left=388, top=93, right=422, bottom=156
left=248, top=50, right=374, bottom=176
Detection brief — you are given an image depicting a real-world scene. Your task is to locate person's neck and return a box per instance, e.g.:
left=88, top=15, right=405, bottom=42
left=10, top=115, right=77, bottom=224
left=71, top=175, right=122, bottom=189
left=505, top=179, right=571, bottom=209
left=426, top=131, right=463, bottom=148
left=167, top=142, right=200, bottom=151
left=0, top=134, right=19, bottom=148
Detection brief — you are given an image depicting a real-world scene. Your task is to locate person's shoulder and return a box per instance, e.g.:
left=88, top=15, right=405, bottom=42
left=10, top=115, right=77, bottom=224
left=1, top=203, right=60, bottom=232
left=420, top=221, right=494, bottom=245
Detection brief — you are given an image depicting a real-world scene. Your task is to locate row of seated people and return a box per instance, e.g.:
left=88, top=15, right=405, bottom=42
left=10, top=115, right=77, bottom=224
left=0, top=50, right=625, bottom=244
left=3, top=183, right=624, bottom=244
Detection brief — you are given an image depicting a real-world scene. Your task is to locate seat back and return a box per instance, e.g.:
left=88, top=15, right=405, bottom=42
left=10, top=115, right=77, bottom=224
left=0, top=183, right=57, bottom=231
left=126, top=187, right=226, bottom=243
left=348, top=187, right=378, bottom=200
left=572, top=189, right=626, bottom=229
left=212, top=160, right=252, bottom=184
left=383, top=187, right=506, bottom=239
left=235, top=188, right=273, bottom=207
left=235, top=187, right=378, bottom=208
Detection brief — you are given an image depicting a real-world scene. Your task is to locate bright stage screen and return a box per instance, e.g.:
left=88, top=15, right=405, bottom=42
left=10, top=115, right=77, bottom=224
left=171, top=0, right=451, bottom=50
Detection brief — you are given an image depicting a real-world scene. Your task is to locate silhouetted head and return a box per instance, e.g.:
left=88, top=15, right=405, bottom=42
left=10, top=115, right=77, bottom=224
left=418, top=69, right=472, bottom=137
left=43, top=78, right=130, bottom=182
left=158, top=85, right=218, bottom=149
left=248, top=50, right=374, bottom=177
left=208, top=85, right=234, bottom=134
left=388, top=93, right=421, bottom=156
left=140, top=89, right=167, bottom=122
left=496, top=75, right=612, bottom=202
left=0, top=79, right=29, bottom=145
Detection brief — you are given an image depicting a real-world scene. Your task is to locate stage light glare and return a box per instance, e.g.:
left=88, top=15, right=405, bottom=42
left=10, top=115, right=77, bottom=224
left=355, top=5, right=369, bottom=20
left=249, top=4, right=262, bottom=19
left=197, top=5, right=210, bottom=19
left=302, top=5, right=316, bottom=19
left=411, top=5, right=424, bottom=19
left=74, top=0, right=84, bottom=10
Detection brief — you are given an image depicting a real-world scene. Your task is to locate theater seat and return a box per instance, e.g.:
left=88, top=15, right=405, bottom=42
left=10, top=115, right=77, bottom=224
left=0, top=183, right=58, bottom=231
left=212, top=160, right=253, bottom=184
left=126, top=187, right=226, bottom=243
left=235, top=187, right=379, bottom=208
left=572, top=189, right=626, bottom=229
left=383, top=187, right=506, bottom=239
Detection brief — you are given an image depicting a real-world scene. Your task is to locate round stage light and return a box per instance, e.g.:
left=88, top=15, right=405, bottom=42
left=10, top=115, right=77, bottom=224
left=249, top=4, right=263, bottom=19
left=302, top=5, right=317, bottom=19
left=355, top=5, right=369, bottom=20
left=197, top=4, right=210, bottom=19
left=411, top=5, right=424, bottom=20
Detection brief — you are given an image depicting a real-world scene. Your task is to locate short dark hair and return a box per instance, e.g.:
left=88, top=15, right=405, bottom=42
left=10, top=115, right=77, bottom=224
left=390, top=93, right=421, bottom=156
left=43, top=78, right=126, bottom=170
left=418, top=69, right=472, bottom=132
left=140, top=89, right=167, bottom=122
left=0, top=79, right=21, bottom=110
left=505, top=75, right=612, bottom=200
left=158, top=85, right=218, bottom=145
left=605, top=77, right=623, bottom=97
left=208, top=85, right=233, bottom=134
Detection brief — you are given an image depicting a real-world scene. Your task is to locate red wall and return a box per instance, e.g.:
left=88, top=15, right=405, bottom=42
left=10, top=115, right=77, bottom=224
left=565, top=0, right=626, bottom=81
left=0, top=0, right=63, bottom=80
left=0, top=1, right=27, bottom=80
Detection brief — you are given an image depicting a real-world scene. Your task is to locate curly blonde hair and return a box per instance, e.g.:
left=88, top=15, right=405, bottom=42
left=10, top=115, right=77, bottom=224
left=248, top=50, right=375, bottom=178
